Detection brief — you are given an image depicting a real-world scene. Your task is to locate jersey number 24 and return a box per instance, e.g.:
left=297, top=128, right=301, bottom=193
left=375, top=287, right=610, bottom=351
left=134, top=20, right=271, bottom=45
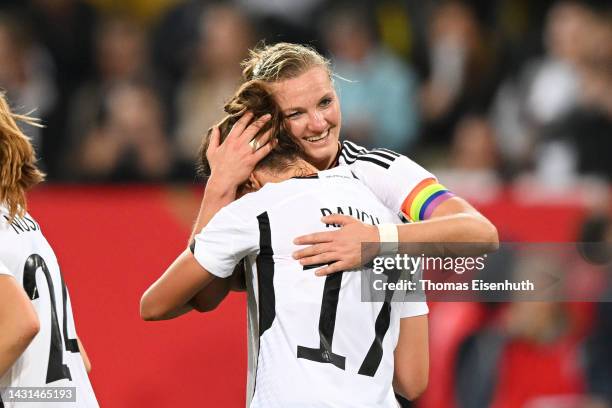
left=23, top=254, right=80, bottom=384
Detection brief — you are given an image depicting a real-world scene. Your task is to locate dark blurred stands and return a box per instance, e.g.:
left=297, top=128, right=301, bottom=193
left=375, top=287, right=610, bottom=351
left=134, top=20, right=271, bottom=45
left=1, top=0, right=609, bottom=187
left=1, top=1, right=611, bottom=406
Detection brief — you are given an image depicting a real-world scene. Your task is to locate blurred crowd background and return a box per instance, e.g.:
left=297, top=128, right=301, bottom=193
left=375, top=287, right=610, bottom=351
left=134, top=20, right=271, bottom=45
left=2, top=0, right=612, bottom=407
left=0, top=0, right=610, bottom=186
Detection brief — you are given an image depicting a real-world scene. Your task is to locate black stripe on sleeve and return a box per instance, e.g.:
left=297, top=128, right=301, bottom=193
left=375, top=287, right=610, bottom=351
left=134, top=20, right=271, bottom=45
left=340, top=154, right=356, bottom=165
left=343, top=141, right=365, bottom=156
left=378, top=148, right=400, bottom=157
left=189, top=240, right=196, bottom=254
left=369, top=149, right=397, bottom=162
left=340, top=151, right=356, bottom=165
left=355, top=155, right=391, bottom=169
left=344, top=140, right=368, bottom=154
left=359, top=150, right=398, bottom=164
left=340, top=146, right=357, bottom=162
left=341, top=142, right=398, bottom=168
left=342, top=147, right=359, bottom=160
left=256, top=212, right=276, bottom=337
left=361, top=152, right=394, bottom=164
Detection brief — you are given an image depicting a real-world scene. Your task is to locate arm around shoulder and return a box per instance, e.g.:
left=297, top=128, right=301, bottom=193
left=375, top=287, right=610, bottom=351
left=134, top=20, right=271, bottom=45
left=434, top=196, right=498, bottom=245
left=140, top=249, right=216, bottom=321
left=398, top=196, right=499, bottom=254
left=189, top=262, right=246, bottom=312
left=0, top=275, right=40, bottom=377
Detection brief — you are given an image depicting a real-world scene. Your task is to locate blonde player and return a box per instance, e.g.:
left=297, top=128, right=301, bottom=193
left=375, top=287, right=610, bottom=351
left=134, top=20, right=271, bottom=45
left=196, top=42, right=498, bottom=276
left=0, top=92, right=98, bottom=407
left=142, top=81, right=429, bottom=407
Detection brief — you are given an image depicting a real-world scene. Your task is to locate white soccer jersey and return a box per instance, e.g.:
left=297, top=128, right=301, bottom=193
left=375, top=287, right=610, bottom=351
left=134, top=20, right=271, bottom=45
left=0, top=206, right=99, bottom=408
left=338, top=141, right=450, bottom=222
left=193, top=166, right=428, bottom=408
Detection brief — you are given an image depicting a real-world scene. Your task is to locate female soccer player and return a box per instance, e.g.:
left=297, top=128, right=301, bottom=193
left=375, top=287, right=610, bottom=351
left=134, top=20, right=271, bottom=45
left=141, top=81, right=429, bottom=406
left=0, top=92, right=98, bottom=407
left=197, top=42, right=498, bottom=277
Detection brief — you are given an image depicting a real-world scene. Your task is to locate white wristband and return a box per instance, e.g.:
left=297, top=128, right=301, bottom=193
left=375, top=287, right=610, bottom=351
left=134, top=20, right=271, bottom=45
left=377, top=224, right=399, bottom=254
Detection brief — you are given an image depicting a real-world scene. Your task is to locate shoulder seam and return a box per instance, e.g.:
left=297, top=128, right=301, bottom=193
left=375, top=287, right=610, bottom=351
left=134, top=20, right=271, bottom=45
left=340, top=141, right=400, bottom=168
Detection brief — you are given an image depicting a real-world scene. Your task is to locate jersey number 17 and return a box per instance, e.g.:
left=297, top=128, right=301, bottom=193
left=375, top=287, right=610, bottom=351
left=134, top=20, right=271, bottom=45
left=297, top=270, right=400, bottom=377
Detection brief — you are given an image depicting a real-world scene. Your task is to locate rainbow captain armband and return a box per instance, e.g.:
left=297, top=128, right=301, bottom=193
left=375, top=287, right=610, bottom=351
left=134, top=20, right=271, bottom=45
left=401, top=178, right=455, bottom=222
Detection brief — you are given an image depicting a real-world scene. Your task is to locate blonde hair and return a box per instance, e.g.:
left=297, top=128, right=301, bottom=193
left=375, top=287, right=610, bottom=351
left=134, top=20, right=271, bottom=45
left=0, top=92, right=45, bottom=220
left=241, top=42, right=332, bottom=82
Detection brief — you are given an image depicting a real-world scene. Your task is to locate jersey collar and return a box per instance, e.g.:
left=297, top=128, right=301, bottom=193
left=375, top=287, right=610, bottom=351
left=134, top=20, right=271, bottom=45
left=326, top=141, right=343, bottom=170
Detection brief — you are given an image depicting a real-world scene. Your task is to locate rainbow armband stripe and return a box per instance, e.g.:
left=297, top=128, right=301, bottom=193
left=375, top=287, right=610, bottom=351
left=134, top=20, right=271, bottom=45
left=401, top=178, right=454, bottom=222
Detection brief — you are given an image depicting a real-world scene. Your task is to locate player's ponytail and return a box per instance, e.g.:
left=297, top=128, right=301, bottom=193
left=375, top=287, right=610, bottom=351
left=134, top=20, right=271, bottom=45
left=0, top=92, right=45, bottom=220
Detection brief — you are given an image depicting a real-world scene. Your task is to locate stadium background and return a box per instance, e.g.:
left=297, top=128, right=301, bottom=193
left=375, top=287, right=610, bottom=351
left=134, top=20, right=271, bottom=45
left=1, top=0, right=610, bottom=406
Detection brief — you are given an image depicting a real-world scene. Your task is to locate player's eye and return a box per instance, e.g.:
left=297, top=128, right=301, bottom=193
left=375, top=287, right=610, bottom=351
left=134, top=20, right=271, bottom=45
left=286, top=111, right=302, bottom=119
left=319, top=97, right=332, bottom=107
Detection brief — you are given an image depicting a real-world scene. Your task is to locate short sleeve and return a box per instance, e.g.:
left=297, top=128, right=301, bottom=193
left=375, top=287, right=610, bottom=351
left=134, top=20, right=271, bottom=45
left=399, top=301, right=429, bottom=318
left=0, top=259, right=12, bottom=277
left=193, top=206, right=259, bottom=278
left=395, top=269, right=428, bottom=318
left=351, top=155, right=434, bottom=214
left=339, top=141, right=453, bottom=222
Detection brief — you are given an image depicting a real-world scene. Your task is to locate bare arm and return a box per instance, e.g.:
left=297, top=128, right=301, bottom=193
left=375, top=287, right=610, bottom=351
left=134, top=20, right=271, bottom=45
left=140, top=249, right=216, bottom=321
left=189, top=275, right=232, bottom=313
left=0, top=275, right=40, bottom=377
left=189, top=264, right=246, bottom=312
left=393, top=315, right=429, bottom=401
left=404, top=196, right=498, bottom=244
left=395, top=197, right=499, bottom=254
left=77, top=337, right=91, bottom=374
left=293, top=196, right=499, bottom=275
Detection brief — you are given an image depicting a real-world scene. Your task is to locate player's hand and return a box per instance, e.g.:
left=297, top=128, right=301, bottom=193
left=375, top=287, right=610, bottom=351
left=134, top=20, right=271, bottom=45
left=206, top=112, right=275, bottom=189
left=293, top=215, right=379, bottom=276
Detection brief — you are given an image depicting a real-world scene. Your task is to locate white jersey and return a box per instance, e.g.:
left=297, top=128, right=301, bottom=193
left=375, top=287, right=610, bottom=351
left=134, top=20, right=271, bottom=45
left=193, top=166, right=428, bottom=408
left=0, top=206, right=99, bottom=408
left=338, top=140, right=449, bottom=222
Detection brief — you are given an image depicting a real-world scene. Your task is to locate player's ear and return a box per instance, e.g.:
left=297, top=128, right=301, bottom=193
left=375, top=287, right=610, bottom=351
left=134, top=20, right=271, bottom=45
left=237, top=173, right=262, bottom=198
left=248, top=173, right=263, bottom=190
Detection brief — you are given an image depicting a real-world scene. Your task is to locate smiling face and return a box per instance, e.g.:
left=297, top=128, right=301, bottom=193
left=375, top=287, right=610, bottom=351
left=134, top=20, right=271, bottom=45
left=268, top=66, right=341, bottom=170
